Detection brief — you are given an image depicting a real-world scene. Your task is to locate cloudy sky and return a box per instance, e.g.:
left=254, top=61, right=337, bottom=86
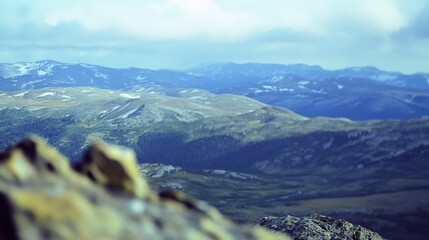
left=1, top=0, right=428, bottom=73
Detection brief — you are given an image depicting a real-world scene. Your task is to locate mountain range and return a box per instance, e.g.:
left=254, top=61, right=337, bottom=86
left=1, top=61, right=429, bottom=239
left=1, top=60, right=429, bottom=120
left=1, top=86, right=428, bottom=239
left=1, top=87, right=428, bottom=175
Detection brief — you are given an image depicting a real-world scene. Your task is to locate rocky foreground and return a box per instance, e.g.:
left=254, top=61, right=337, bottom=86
left=0, top=136, right=286, bottom=240
left=258, top=214, right=385, bottom=240
left=0, top=136, right=386, bottom=240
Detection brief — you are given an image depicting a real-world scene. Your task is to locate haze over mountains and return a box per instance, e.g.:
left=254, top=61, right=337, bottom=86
left=3, top=0, right=429, bottom=239
left=1, top=86, right=428, bottom=174
left=1, top=60, right=428, bottom=189
left=1, top=60, right=429, bottom=239
left=1, top=60, right=429, bottom=120
left=1, top=85, right=428, bottom=239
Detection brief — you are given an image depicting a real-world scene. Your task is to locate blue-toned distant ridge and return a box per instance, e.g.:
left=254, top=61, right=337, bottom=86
left=1, top=60, right=429, bottom=120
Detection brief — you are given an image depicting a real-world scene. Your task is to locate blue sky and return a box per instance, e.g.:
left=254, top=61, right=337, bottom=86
left=1, top=0, right=428, bottom=73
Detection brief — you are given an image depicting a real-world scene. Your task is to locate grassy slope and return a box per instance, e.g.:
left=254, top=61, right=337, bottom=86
left=1, top=87, right=429, bottom=239
left=145, top=168, right=429, bottom=240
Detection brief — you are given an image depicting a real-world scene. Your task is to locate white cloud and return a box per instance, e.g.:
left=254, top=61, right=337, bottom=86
left=44, top=0, right=260, bottom=41
left=40, top=0, right=410, bottom=42
left=363, top=0, right=406, bottom=31
left=259, top=0, right=407, bottom=35
left=1, top=0, right=428, bottom=72
left=337, top=0, right=406, bottom=33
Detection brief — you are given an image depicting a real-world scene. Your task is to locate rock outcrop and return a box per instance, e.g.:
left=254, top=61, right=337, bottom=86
left=258, top=214, right=385, bottom=240
left=0, top=136, right=288, bottom=240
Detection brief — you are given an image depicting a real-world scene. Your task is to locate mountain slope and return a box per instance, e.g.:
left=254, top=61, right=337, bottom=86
left=1, top=87, right=428, bottom=176
left=1, top=87, right=429, bottom=240
left=0, top=60, right=207, bottom=93
left=1, top=61, right=429, bottom=120
left=192, top=63, right=429, bottom=120
left=190, top=63, right=429, bottom=90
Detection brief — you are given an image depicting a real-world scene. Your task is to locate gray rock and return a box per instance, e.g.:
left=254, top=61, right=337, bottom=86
left=258, top=214, right=385, bottom=240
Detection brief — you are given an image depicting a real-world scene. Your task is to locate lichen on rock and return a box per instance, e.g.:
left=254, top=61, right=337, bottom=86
left=258, top=214, right=385, bottom=240
left=0, top=136, right=288, bottom=240
left=75, top=141, right=156, bottom=200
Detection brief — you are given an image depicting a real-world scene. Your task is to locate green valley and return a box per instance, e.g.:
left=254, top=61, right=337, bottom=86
left=1, top=87, right=429, bottom=239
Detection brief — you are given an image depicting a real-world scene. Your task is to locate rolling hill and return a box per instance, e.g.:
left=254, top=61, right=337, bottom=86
left=1, top=60, right=429, bottom=120
left=1, top=86, right=428, bottom=240
left=1, top=87, right=428, bottom=175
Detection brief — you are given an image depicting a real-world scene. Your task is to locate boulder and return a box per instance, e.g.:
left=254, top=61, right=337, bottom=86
left=258, top=214, right=385, bottom=240
left=0, top=136, right=288, bottom=240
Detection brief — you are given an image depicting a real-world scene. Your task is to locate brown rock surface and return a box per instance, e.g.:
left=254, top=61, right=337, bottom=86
left=0, top=136, right=288, bottom=240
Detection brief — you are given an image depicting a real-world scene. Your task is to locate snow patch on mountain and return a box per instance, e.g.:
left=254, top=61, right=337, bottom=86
left=16, top=64, right=31, bottom=76
left=119, top=108, right=139, bottom=119
left=136, top=75, right=147, bottom=81
left=37, top=92, right=55, bottom=97
left=254, top=86, right=295, bottom=94
left=203, top=169, right=258, bottom=180
left=189, top=96, right=208, bottom=100
left=13, top=91, right=29, bottom=97
left=310, top=89, right=326, bottom=94
left=348, top=67, right=364, bottom=72
left=374, top=74, right=396, bottom=81
left=99, top=105, right=121, bottom=119
left=120, top=93, right=140, bottom=99
left=2, top=62, right=44, bottom=78
left=9, top=65, right=28, bottom=77
left=95, top=72, right=108, bottom=79
left=298, top=81, right=310, bottom=85
left=79, top=64, right=96, bottom=69
left=28, top=106, right=47, bottom=111
left=118, top=102, right=131, bottom=112
left=37, top=70, right=48, bottom=76
left=37, top=63, right=55, bottom=76
left=262, top=85, right=276, bottom=90
left=142, top=87, right=154, bottom=93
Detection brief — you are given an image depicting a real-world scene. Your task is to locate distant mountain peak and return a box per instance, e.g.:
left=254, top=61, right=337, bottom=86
left=1, top=60, right=429, bottom=120
left=343, top=66, right=381, bottom=72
